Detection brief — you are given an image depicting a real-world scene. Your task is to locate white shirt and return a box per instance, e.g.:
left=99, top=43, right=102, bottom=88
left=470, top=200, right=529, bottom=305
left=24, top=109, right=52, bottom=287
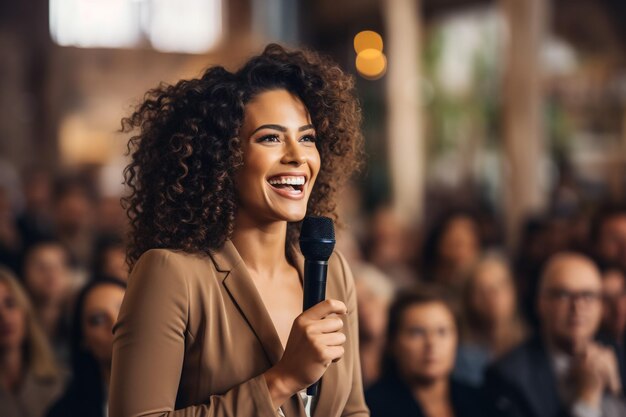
left=278, top=390, right=313, bottom=417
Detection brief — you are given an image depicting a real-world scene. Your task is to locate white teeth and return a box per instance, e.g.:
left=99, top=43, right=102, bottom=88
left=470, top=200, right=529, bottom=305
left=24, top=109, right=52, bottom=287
left=268, top=176, right=306, bottom=186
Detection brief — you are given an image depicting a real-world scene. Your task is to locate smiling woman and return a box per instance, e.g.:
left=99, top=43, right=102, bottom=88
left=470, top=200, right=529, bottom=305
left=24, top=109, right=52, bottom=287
left=109, top=44, right=368, bottom=417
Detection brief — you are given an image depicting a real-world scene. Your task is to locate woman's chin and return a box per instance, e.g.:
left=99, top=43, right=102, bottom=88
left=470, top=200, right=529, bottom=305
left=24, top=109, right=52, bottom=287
left=275, top=209, right=307, bottom=223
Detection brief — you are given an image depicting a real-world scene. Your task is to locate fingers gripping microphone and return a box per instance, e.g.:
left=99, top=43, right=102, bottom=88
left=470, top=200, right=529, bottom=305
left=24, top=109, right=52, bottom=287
left=299, top=216, right=335, bottom=396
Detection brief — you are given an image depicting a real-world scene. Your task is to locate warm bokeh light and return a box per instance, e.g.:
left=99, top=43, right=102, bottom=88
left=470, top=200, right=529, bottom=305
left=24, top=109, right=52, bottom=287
left=354, top=30, right=383, bottom=54
left=356, top=48, right=387, bottom=79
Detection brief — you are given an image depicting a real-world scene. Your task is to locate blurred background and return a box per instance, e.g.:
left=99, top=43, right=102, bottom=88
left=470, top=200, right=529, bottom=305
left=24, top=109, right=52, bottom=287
left=0, top=0, right=626, bottom=416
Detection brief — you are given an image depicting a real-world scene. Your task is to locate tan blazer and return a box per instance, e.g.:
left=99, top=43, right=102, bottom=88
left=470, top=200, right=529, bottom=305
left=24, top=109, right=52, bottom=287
left=109, top=240, right=369, bottom=417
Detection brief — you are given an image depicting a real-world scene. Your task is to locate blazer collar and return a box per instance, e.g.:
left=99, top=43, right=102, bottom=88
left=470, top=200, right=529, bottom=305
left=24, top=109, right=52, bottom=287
left=210, top=240, right=307, bottom=417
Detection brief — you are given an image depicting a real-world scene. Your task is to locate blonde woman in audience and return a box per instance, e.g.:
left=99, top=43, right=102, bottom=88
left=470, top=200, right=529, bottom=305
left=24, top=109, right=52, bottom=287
left=0, top=267, right=65, bottom=417
left=454, top=252, right=528, bottom=386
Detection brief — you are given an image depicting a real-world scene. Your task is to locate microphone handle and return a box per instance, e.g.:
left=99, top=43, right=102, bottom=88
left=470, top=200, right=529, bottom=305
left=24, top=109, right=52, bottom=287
left=303, top=259, right=328, bottom=396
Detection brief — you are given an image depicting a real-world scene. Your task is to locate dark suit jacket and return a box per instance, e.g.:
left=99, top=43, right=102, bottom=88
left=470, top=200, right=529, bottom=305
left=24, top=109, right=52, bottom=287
left=484, top=337, right=565, bottom=417
left=483, top=336, right=626, bottom=417
left=109, top=241, right=369, bottom=417
left=365, top=371, right=482, bottom=417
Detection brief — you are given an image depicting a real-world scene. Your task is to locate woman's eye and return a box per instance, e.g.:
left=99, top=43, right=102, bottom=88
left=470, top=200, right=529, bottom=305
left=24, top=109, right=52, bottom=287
left=258, top=134, right=280, bottom=143
left=87, top=313, right=107, bottom=327
left=300, top=135, right=317, bottom=143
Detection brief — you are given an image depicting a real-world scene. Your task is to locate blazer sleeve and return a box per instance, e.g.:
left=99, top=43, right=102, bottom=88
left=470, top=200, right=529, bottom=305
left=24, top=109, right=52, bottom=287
left=109, top=249, right=279, bottom=417
left=336, top=252, right=370, bottom=417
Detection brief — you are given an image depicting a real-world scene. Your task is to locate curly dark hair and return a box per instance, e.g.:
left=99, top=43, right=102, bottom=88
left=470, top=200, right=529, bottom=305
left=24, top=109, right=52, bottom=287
left=121, top=43, right=363, bottom=268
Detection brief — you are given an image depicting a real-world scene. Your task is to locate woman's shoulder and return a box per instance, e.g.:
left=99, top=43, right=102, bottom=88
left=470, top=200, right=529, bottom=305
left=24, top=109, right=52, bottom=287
left=135, top=247, right=220, bottom=267
left=135, top=247, right=209, bottom=263
left=130, top=248, right=222, bottom=288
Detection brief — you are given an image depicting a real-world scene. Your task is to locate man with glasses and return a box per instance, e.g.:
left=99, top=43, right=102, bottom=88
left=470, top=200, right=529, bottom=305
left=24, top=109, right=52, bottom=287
left=484, top=252, right=625, bottom=417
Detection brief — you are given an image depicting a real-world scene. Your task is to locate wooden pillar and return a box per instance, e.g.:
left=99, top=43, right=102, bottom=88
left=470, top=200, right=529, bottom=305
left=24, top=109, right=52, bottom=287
left=383, top=0, right=424, bottom=227
left=501, top=0, right=548, bottom=249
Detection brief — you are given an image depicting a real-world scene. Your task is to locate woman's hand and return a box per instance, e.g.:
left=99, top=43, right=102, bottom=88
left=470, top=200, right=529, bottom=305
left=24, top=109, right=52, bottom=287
left=264, top=299, right=347, bottom=408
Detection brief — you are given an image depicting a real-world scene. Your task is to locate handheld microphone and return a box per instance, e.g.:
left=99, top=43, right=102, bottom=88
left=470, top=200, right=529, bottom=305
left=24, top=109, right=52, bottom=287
left=299, top=216, right=335, bottom=396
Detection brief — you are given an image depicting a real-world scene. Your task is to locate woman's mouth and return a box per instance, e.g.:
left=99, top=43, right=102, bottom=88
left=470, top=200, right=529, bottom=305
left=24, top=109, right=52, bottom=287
left=267, top=175, right=306, bottom=200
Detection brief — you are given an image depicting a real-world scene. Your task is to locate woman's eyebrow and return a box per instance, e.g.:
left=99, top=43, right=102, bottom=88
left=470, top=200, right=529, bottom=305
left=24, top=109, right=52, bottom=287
left=250, top=123, right=315, bottom=136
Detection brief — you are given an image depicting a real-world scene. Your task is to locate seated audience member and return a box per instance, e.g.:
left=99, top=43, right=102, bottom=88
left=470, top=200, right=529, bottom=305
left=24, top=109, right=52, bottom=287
left=354, top=263, right=395, bottom=387
left=422, top=210, right=483, bottom=298
left=596, top=261, right=626, bottom=395
left=16, top=169, right=55, bottom=249
left=591, top=204, right=626, bottom=270
left=366, top=288, right=482, bottom=417
left=484, top=252, right=625, bottom=417
left=0, top=267, right=64, bottom=417
left=454, top=253, right=528, bottom=386
left=365, top=205, right=418, bottom=289
left=92, top=235, right=128, bottom=282
left=21, top=239, right=74, bottom=365
left=51, top=177, right=97, bottom=275
left=0, top=187, right=22, bottom=275
left=47, top=277, right=126, bottom=417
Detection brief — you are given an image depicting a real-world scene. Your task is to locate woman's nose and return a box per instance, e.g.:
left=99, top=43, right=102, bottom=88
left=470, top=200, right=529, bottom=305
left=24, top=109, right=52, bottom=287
left=281, top=137, right=306, bottom=165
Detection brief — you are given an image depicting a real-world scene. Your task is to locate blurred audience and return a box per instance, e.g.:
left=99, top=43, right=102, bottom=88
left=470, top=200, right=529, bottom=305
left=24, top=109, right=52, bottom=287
left=366, top=288, right=482, bottom=417
left=454, top=253, right=528, bottom=387
left=484, top=252, right=625, bottom=417
left=0, top=187, right=23, bottom=275
left=364, top=205, right=418, bottom=289
left=51, top=178, right=97, bottom=276
left=515, top=215, right=574, bottom=329
left=422, top=209, right=483, bottom=296
left=47, top=277, right=126, bottom=417
left=92, top=235, right=128, bottom=282
left=16, top=169, right=54, bottom=249
left=21, top=239, right=74, bottom=366
left=0, top=267, right=65, bottom=417
left=591, top=204, right=626, bottom=270
left=354, top=263, right=395, bottom=387
left=596, top=260, right=626, bottom=395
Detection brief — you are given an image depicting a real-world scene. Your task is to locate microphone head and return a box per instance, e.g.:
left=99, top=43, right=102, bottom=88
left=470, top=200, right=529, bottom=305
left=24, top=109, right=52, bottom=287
left=299, top=216, right=335, bottom=261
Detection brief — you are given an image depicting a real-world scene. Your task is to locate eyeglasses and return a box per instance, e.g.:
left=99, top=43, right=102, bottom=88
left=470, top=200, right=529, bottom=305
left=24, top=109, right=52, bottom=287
left=543, top=289, right=602, bottom=304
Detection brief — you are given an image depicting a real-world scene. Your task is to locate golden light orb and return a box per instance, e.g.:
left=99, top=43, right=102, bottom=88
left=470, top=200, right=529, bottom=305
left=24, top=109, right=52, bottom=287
left=354, top=30, right=383, bottom=54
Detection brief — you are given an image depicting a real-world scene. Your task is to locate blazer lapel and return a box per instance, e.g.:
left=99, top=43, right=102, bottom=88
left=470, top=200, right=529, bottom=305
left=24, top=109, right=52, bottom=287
left=211, top=241, right=307, bottom=417
left=212, top=240, right=283, bottom=365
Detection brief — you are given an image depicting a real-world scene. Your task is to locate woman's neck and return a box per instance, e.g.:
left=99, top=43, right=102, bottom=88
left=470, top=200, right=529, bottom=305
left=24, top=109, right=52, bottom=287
left=0, top=346, right=23, bottom=392
left=37, top=302, right=63, bottom=336
left=411, top=376, right=450, bottom=404
left=101, top=361, right=111, bottom=391
left=470, top=316, right=515, bottom=349
left=231, top=214, right=289, bottom=277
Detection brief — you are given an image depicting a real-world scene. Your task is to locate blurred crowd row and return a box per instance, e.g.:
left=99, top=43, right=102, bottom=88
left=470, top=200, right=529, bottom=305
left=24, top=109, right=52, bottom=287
left=0, top=168, right=625, bottom=417
left=350, top=204, right=626, bottom=416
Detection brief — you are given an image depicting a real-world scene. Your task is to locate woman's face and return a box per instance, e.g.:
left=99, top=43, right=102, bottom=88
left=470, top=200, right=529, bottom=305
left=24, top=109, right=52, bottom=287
left=438, top=216, right=480, bottom=270
left=470, top=259, right=517, bottom=324
left=82, top=284, right=125, bottom=365
left=101, top=247, right=129, bottom=282
left=24, top=244, right=71, bottom=303
left=392, top=302, right=457, bottom=383
left=0, top=282, right=26, bottom=350
left=236, top=89, right=321, bottom=223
